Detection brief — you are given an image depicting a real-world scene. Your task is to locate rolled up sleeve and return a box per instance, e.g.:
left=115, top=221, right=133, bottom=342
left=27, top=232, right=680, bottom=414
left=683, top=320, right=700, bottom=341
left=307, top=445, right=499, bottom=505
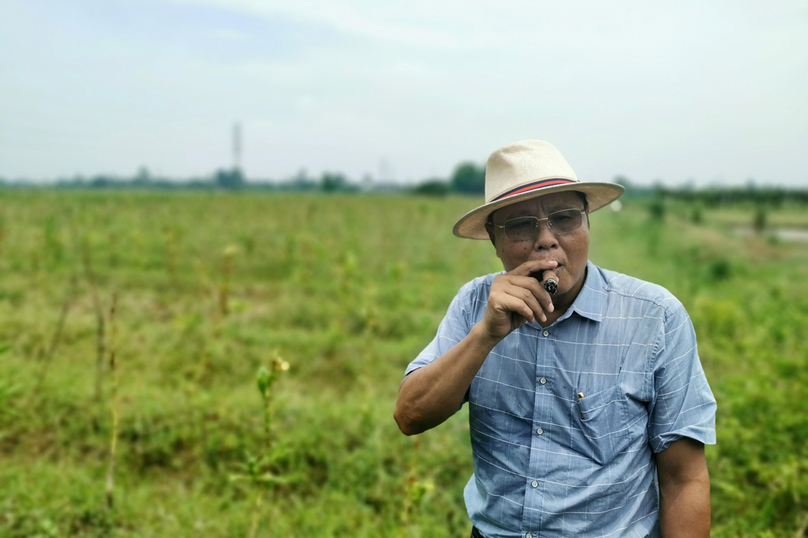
left=405, top=283, right=475, bottom=377
left=648, top=302, right=717, bottom=453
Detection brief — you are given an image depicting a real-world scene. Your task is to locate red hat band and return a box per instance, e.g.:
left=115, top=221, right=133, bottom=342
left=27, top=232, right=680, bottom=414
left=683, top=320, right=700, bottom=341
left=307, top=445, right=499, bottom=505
left=491, top=178, right=577, bottom=202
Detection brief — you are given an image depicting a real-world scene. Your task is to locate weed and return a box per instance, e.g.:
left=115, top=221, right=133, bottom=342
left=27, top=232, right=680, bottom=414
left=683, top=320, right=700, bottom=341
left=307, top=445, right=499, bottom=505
left=81, top=235, right=107, bottom=402
left=105, top=294, right=119, bottom=511
left=753, top=204, right=768, bottom=233
left=32, top=275, right=78, bottom=395
left=218, top=245, right=240, bottom=317
left=648, top=197, right=666, bottom=222
left=230, top=353, right=291, bottom=538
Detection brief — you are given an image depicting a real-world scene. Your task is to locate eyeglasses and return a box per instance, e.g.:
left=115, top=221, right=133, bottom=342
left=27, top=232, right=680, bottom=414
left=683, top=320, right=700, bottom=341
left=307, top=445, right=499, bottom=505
left=490, top=209, right=586, bottom=241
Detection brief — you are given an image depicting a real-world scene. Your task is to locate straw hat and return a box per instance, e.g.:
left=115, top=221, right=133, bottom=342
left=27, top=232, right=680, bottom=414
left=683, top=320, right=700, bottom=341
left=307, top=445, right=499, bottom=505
left=453, top=140, right=625, bottom=239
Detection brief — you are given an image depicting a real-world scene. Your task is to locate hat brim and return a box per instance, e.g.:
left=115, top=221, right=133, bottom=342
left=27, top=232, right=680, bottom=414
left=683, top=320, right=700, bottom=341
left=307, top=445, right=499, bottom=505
left=453, top=181, right=625, bottom=239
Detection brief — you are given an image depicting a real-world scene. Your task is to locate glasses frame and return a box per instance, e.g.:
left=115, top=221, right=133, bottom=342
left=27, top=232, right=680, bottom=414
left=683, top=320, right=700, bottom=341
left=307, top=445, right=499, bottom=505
left=490, top=208, right=587, bottom=241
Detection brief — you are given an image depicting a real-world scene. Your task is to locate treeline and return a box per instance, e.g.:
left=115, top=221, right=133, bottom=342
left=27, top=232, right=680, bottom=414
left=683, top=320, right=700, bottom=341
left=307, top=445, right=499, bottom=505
left=2, top=162, right=806, bottom=204
left=647, top=183, right=808, bottom=206
left=0, top=163, right=483, bottom=194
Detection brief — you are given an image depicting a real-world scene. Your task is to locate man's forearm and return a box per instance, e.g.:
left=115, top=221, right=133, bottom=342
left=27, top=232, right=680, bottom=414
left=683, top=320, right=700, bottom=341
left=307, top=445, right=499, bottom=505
left=394, top=323, right=499, bottom=435
left=659, top=469, right=711, bottom=537
left=656, top=437, right=711, bottom=537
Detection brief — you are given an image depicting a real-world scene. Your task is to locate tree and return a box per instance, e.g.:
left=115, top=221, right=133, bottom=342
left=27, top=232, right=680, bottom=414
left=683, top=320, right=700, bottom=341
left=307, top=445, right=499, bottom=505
left=215, top=168, right=245, bottom=189
left=321, top=173, right=347, bottom=193
left=451, top=162, right=485, bottom=194
left=412, top=179, right=449, bottom=196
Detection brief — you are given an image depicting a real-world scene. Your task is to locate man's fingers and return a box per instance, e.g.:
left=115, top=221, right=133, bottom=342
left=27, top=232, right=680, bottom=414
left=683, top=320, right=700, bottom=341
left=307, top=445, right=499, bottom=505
left=502, top=275, right=555, bottom=314
left=508, top=259, right=559, bottom=277
left=488, top=265, right=560, bottom=335
left=502, top=287, right=547, bottom=324
left=493, top=293, right=536, bottom=324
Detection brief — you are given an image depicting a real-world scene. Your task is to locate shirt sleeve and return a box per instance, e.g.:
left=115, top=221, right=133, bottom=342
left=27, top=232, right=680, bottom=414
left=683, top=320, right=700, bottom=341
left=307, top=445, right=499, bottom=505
left=404, top=282, right=476, bottom=378
left=648, top=301, right=717, bottom=453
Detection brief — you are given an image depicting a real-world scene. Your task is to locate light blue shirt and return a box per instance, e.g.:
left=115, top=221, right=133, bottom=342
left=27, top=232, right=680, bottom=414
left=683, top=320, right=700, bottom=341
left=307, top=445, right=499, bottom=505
left=405, top=262, right=716, bottom=538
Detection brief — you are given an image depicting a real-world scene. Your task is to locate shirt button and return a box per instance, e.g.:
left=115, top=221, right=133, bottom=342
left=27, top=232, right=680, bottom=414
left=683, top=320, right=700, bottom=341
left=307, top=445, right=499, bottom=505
left=536, top=428, right=544, bottom=435
left=531, top=480, right=538, bottom=488
left=526, top=534, right=533, bottom=538
left=539, top=377, right=547, bottom=385
left=542, top=330, right=549, bottom=337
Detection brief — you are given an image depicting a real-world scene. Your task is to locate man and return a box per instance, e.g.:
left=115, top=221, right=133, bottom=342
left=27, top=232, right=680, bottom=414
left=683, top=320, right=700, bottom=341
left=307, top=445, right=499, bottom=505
left=394, top=140, right=716, bottom=537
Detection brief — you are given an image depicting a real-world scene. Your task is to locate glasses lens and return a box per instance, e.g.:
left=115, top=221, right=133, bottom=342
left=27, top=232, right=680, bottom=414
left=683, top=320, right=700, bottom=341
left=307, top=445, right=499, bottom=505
left=504, top=217, right=539, bottom=241
left=500, top=210, right=583, bottom=240
left=548, top=209, right=583, bottom=234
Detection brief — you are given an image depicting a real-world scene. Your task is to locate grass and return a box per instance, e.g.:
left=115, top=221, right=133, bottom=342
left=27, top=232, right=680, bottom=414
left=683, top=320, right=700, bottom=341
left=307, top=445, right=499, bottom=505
left=0, top=190, right=806, bottom=537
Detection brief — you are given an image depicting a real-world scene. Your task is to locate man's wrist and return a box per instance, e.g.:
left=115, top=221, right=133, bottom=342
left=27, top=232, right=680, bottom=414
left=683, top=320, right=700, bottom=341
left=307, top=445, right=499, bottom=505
left=470, top=322, right=504, bottom=351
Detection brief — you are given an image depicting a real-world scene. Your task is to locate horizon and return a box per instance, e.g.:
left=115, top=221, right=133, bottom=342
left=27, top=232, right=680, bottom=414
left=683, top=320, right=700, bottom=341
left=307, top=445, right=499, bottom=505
left=3, top=169, right=806, bottom=191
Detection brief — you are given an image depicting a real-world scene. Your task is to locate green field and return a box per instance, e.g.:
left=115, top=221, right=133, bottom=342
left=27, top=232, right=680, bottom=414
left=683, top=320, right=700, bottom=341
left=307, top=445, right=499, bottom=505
left=1, top=191, right=806, bottom=537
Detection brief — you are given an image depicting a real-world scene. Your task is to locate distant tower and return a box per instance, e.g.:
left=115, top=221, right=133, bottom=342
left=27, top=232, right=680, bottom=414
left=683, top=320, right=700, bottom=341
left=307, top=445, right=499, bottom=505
left=232, top=121, right=242, bottom=172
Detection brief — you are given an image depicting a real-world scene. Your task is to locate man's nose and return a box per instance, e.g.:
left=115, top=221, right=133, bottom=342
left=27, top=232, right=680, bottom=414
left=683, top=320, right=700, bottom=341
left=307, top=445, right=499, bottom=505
left=533, top=220, right=558, bottom=249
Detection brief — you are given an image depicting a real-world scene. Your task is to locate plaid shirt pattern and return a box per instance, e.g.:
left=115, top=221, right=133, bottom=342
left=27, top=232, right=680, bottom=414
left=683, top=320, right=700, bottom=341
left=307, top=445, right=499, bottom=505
left=406, top=262, right=716, bottom=538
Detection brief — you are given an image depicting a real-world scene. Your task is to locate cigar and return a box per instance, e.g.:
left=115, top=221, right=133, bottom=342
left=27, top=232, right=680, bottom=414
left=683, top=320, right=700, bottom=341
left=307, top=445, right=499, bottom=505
left=529, top=270, right=559, bottom=295
left=543, top=271, right=559, bottom=295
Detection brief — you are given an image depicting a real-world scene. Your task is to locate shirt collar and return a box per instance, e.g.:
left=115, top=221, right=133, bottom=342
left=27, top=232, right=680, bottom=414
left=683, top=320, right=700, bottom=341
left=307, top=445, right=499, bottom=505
left=524, top=260, right=605, bottom=329
left=566, top=260, right=606, bottom=323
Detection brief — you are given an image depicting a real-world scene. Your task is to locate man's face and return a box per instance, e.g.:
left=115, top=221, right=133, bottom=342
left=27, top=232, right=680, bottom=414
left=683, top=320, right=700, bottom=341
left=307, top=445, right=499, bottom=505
left=488, top=191, right=590, bottom=306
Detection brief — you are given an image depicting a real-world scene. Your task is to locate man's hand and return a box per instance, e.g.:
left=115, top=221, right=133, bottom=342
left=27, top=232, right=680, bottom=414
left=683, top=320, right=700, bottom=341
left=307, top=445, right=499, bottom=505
left=395, top=259, right=559, bottom=436
left=481, top=259, right=558, bottom=340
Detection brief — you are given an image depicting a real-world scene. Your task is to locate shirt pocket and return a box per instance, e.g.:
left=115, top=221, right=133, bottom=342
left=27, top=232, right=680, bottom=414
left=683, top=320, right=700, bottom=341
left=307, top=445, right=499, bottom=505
left=574, top=385, right=633, bottom=466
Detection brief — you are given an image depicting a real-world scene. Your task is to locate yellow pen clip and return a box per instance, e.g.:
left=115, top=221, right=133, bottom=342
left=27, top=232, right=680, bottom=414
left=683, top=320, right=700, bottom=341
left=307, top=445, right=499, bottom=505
left=576, top=392, right=585, bottom=419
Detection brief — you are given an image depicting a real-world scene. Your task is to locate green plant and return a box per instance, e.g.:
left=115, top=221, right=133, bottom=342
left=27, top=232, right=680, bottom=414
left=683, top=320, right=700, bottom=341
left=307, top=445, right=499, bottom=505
left=648, top=197, right=666, bottom=221
left=753, top=204, right=768, bottom=233
left=104, top=294, right=120, bottom=511
left=231, top=354, right=291, bottom=538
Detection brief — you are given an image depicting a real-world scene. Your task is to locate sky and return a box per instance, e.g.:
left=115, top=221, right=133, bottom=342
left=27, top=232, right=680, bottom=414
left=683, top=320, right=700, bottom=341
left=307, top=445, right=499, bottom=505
left=1, top=0, right=807, bottom=186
